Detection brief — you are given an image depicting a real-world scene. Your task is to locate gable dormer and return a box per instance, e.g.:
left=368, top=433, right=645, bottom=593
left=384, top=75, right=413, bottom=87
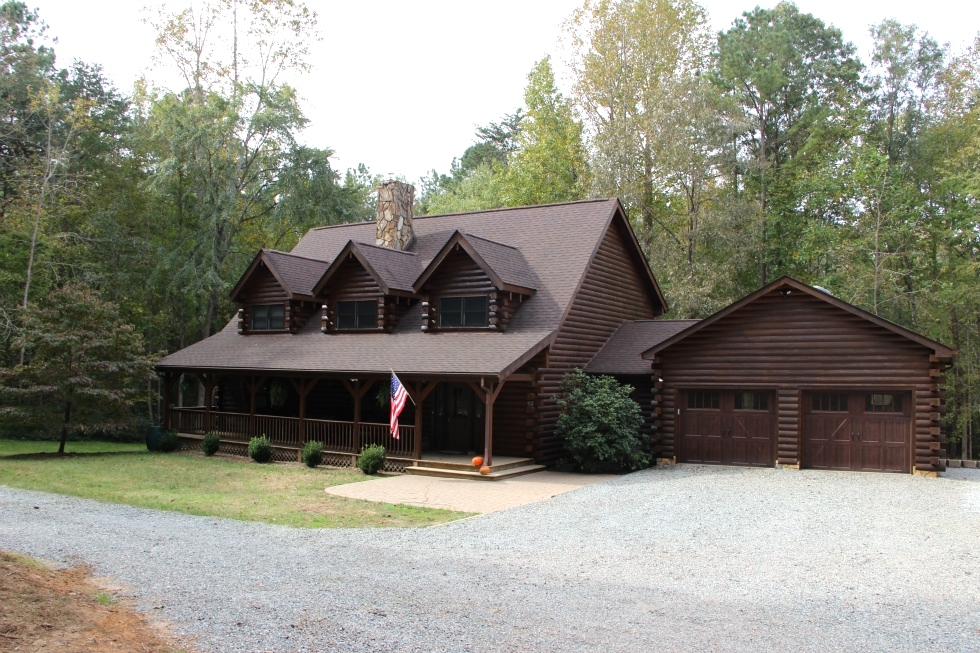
left=312, top=240, right=420, bottom=333
left=230, top=249, right=328, bottom=334
left=413, top=231, right=535, bottom=333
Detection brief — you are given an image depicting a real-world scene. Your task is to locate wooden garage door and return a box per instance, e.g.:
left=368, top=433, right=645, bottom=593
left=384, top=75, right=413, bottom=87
left=680, top=390, right=775, bottom=466
left=802, top=391, right=911, bottom=473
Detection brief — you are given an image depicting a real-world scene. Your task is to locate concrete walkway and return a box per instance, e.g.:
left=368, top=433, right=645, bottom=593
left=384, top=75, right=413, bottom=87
left=325, top=470, right=618, bottom=513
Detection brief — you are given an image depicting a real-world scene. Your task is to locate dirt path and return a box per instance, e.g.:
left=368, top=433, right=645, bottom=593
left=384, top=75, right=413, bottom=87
left=0, top=551, right=195, bottom=653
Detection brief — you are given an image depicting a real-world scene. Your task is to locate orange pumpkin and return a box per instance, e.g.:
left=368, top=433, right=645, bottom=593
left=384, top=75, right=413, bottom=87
left=471, top=456, right=484, bottom=467
left=479, top=465, right=491, bottom=475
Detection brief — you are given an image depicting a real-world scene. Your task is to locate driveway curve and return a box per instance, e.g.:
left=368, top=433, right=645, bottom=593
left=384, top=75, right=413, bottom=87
left=2, top=465, right=979, bottom=652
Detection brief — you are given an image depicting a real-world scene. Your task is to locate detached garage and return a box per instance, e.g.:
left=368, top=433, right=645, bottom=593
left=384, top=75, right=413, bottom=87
left=604, top=276, right=955, bottom=475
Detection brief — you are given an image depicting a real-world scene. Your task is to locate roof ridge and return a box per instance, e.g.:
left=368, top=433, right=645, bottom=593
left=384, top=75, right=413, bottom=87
left=309, top=219, right=375, bottom=232
left=414, top=197, right=617, bottom=221
left=461, top=232, right=521, bottom=251
left=351, top=241, right=420, bottom=257
left=263, top=249, right=330, bottom=264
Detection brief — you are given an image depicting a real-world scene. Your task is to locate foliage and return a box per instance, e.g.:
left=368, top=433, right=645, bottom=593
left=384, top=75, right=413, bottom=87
left=302, top=439, right=323, bottom=468
left=201, top=432, right=220, bottom=456
left=159, top=430, right=178, bottom=452
left=554, top=370, right=647, bottom=473
left=357, top=443, right=386, bottom=475
left=0, top=284, right=156, bottom=453
left=248, top=435, right=273, bottom=463
left=714, top=1, right=863, bottom=284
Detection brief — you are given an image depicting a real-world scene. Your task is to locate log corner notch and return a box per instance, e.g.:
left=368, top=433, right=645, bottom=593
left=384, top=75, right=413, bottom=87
left=917, top=353, right=954, bottom=474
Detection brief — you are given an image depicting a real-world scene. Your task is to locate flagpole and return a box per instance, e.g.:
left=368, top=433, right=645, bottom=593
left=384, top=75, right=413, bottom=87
left=391, top=369, right=415, bottom=404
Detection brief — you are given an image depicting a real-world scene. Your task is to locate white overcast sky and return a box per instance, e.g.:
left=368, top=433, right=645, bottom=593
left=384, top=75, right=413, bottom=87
left=29, top=1, right=980, bottom=184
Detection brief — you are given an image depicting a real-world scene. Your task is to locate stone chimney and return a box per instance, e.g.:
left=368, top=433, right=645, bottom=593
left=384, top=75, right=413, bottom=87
left=376, top=180, right=415, bottom=250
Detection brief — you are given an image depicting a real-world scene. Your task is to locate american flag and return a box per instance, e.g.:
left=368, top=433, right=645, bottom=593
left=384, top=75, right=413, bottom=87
left=390, top=372, right=409, bottom=440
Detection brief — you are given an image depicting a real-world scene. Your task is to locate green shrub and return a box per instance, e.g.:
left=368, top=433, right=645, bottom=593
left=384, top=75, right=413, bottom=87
left=159, top=430, right=179, bottom=453
left=357, top=443, right=386, bottom=475
left=201, top=433, right=220, bottom=456
left=248, top=435, right=273, bottom=463
left=302, top=440, right=323, bottom=468
left=554, top=369, right=648, bottom=473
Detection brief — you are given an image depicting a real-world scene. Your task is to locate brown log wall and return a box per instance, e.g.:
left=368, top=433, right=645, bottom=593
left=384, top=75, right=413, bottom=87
left=653, top=290, right=946, bottom=472
left=536, top=218, right=661, bottom=464
left=420, top=248, right=494, bottom=331
left=493, top=380, right=535, bottom=457
left=238, top=266, right=288, bottom=304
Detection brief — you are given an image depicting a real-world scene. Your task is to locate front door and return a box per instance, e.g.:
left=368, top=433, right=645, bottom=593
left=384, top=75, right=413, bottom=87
left=431, top=384, right=483, bottom=454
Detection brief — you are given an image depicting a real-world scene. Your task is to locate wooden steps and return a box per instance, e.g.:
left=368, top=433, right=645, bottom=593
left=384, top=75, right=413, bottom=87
left=405, top=456, right=544, bottom=481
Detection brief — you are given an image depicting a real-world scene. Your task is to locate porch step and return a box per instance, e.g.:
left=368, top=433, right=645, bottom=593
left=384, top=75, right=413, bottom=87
left=405, top=464, right=545, bottom=481
left=413, top=456, right=536, bottom=473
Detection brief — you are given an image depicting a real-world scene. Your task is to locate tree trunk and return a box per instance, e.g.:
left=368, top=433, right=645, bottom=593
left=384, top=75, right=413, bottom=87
left=59, top=399, right=72, bottom=455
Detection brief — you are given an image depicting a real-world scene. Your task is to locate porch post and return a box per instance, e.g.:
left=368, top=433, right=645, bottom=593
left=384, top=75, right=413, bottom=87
left=484, top=380, right=494, bottom=467
left=161, top=372, right=173, bottom=431
left=405, top=381, right=437, bottom=461
left=351, top=380, right=363, bottom=454
left=199, top=373, right=216, bottom=434
left=249, top=377, right=257, bottom=438
left=475, top=378, right=505, bottom=468
left=413, top=398, right=424, bottom=460
left=291, top=378, right=316, bottom=444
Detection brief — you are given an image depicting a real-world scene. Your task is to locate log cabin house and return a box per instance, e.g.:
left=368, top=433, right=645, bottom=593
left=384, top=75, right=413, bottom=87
left=158, top=182, right=954, bottom=477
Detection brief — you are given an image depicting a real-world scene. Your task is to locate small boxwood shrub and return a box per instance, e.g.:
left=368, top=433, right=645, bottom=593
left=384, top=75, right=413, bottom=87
left=201, top=433, right=220, bottom=456
left=555, top=369, right=648, bottom=473
left=248, top=435, right=273, bottom=463
left=302, top=440, right=323, bottom=468
left=159, top=430, right=179, bottom=453
left=357, top=443, right=386, bottom=475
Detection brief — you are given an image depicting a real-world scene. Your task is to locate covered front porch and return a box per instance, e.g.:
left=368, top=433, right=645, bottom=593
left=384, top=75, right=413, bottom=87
left=161, top=371, right=540, bottom=476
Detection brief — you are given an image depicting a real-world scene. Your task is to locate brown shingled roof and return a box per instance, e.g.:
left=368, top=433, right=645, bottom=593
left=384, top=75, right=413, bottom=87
left=585, top=320, right=699, bottom=375
left=161, top=198, right=663, bottom=378
left=413, top=231, right=536, bottom=294
left=313, top=240, right=422, bottom=297
left=230, top=249, right=329, bottom=301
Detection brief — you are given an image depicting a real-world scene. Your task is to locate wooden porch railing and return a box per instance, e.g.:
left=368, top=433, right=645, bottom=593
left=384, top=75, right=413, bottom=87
left=168, top=409, right=415, bottom=457
left=210, top=411, right=249, bottom=439
left=170, top=407, right=205, bottom=435
left=254, top=415, right=299, bottom=446
left=305, top=419, right=355, bottom=452
left=359, top=422, right=415, bottom=457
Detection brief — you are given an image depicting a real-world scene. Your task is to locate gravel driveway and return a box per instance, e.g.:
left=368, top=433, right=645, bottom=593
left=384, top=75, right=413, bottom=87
left=2, top=465, right=979, bottom=652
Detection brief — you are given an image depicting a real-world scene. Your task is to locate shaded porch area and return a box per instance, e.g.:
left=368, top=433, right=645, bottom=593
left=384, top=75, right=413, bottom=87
left=161, top=371, right=540, bottom=476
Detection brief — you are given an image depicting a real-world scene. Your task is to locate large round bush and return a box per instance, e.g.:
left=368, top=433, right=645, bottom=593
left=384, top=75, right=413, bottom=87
left=357, top=444, right=386, bottom=475
left=248, top=435, right=273, bottom=463
left=555, top=369, right=648, bottom=473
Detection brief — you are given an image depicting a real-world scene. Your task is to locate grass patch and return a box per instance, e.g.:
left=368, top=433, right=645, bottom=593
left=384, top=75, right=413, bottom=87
left=0, top=440, right=469, bottom=528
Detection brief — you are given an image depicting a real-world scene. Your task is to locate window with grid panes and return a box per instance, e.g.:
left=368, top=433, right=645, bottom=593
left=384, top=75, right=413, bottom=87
left=250, top=304, right=285, bottom=330
left=438, top=296, right=487, bottom=328
left=337, top=300, right=377, bottom=330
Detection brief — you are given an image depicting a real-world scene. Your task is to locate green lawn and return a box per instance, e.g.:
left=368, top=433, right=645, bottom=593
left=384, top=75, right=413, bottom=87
left=0, top=439, right=469, bottom=528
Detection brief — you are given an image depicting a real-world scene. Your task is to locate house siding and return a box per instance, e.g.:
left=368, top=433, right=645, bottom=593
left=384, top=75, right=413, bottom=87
left=535, top=217, right=661, bottom=464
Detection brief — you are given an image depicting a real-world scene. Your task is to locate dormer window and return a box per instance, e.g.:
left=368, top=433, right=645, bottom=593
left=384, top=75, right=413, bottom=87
left=337, top=300, right=377, bottom=330
left=250, top=304, right=285, bottom=331
left=439, top=296, right=487, bottom=328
